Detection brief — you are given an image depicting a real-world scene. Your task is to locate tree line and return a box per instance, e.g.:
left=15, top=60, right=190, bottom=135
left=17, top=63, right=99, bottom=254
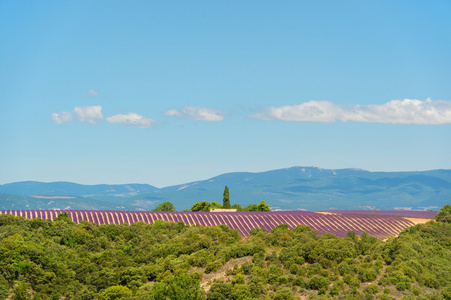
left=0, top=205, right=450, bottom=299
left=153, top=186, right=271, bottom=212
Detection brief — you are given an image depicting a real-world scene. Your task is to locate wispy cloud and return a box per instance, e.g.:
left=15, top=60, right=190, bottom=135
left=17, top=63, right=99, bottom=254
left=165, top=106, right=225, bottom=121
left=51, top=111, right=73, bottom=124
left=87, top=89, right=99, bottom=97
left=52, top=105, right=104, bottom=124
left=250, top=99, right=451, bottom=124
left=106, top=113, right=156, bottom=128
left=52, top=106, right=155, bottom=129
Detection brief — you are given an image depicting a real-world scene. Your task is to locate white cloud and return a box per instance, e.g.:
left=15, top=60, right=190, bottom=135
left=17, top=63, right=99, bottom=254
left=251, top=99, right=451, bottom=124
left=52, top=105, right=104, bottom=124
left=106, top=113, right=156, bottom=128
left=165, top=106, right=225, bottom=121
left=73, top=105, right=104, bottom=124
left=87, top=89, right=99, bottom=97
left=51, top=111, right=73, bottom=124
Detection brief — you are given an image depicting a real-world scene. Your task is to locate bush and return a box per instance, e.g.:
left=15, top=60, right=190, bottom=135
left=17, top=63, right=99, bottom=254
left=205, top=260, right=223, bottom=274
left=419, top=272, right=440, bottom=289
left=207, top=281, right=232, bottom=300
left=307, top=275, right=329, bottom=291
left=240, top=261, right=253, bottom=275
left=443, top=286, right=451, bottom=300
left=231, top=274, right=245, bottom=285
left=436, top=204, right=451, bottom=223
left=343, top=274, right=360, bottom=288
left=273, top=287, right=294, bottom=300
left=364, top=283, right=379, bottom=294
left=0, top=285, right=9, bottom=300
left=396, top=281, right=411, bottom=291
left=230, top=284, right=251, bottom=300
left=12, top=281, right=31, bottom=300
left=100, top=285, right=132, bottom=300
left=329, top=281, right=344, bottom=296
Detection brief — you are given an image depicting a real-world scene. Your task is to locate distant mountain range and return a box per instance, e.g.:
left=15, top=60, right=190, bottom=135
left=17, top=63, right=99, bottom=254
left=1, top=167, right=450, bottom=211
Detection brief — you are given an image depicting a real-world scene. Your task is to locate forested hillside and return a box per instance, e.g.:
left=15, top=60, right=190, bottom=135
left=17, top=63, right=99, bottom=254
left=0, top=209, right=450, bottom=299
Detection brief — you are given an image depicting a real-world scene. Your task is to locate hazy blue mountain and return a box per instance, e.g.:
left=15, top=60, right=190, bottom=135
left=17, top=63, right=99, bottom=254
left=0, top=181, right=157, bottom=197
left=0, top=193, right=129, bottom=211
left=1, top=167, right=450, bottom=211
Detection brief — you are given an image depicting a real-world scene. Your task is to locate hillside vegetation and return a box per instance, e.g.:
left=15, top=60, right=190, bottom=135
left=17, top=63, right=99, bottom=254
left=0, top=206, right=450, bottom=299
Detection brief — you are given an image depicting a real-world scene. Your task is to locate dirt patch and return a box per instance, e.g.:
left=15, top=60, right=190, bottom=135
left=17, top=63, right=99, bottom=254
left=402, top=217, right=434, bottom=224
left=200, top=256, right=253, bottom=292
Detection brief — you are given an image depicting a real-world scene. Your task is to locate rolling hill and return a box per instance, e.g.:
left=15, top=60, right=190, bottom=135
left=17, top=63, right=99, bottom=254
left=1, top=167, right=450, bottom=211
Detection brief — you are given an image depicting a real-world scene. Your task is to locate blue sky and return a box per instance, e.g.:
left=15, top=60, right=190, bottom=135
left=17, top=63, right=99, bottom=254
left=1, top=1, right=450, bottom=187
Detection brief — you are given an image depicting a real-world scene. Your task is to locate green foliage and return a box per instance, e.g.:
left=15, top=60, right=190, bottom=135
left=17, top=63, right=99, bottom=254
left=54, top=212, right=73, bottom=224
left=230, top=284, right=251, bottom=300
left=329, top=280, right=344, bottom=296
left=205, top=260, right=223, bottom=274
left=363, top=283, right=379, bottom=294
left=256, top=200, right=270, bottom=211
left=272, top=287, right=294, bottom=300
left=0, top=284, right=8, bottom=300
left=191, top=201, right=211, bottom=212
left=153, top=274, right=205, bottom=300
left=0, top=211, right=450, bottom=299
left=190, top=198, right=271, bottom=212
left=207, top=281, right=232, bottom=300
left=223, top=186, right=231, bottom=209
left=436, top=204, right=451, bottom=223
left=307, top=275, right=329, bottom=290
left=190, top=201, right=227, bottom=212
left=231, top=204, right=242, bottom=211
left=12, top=281, right=31, bottom=300
left=210, top=202, right=223, bottom=209
left=243, top=200, right=271, bottom=211
left=443, top=286, right=451, bottom=300
left=153, top=201, right=176, bottom=212
left=100, top=285, right=132, bottom=300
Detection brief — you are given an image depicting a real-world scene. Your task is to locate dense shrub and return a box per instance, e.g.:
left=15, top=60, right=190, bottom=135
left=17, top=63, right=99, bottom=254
left=0, top=206, right=450, bottom=299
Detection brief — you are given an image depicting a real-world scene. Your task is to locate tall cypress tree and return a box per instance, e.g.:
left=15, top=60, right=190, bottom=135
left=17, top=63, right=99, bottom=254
left=223, top=185, right=231, bottom=208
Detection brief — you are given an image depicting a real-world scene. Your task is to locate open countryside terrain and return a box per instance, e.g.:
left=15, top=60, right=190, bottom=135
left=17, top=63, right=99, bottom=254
left=1, top=167, right=450, bottom=211
left=0, top=209, right=436, bottom=240
left=0, top=207, right=449, bottom=299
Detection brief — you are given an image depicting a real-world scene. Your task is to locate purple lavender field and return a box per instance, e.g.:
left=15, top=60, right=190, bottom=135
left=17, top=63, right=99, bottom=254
left=1, top=210, right=419, bottom=240
left=325, top=210, right=438, bottom=219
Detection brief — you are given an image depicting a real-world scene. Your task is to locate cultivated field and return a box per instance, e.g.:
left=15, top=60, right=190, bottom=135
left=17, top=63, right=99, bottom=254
left=1, top=209, right=432, bottom=240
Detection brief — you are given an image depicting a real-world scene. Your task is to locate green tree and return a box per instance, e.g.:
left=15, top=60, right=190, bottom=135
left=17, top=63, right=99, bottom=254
left=191, top=201, right=210, bottom=212
left=243, top=201, right=270, bottom=211
left=100, top=285, right=132, bottom=300
left=209, top=202, right=223, bottom=209
left=256, top=200, right=270, bottom=211
left=231, top=204, right=243, bottom=211
left=54, top=212, right=74, bottom=224
left=230, top=284, right=251, bottom=300
left=12, top=281, right=31, bottom=300
left=151, top=275, right=205, bottom=300
left=153, top=202, right=176, bottom=212
left=0, top=284, right=8, bottom=300
left=207, top=281, right=232, bottom=300
left=223, top=186, right=231, bottom=209
left=436, top=204, right=451, bottom=223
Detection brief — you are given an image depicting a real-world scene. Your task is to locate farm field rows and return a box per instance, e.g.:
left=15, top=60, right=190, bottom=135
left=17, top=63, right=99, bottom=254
left=0, top=210, right=420, bottom=239
left=324, top=210, right=438, bottom=219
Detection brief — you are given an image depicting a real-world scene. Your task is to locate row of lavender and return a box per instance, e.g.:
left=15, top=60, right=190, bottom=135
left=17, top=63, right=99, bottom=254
left=325, top=210, right=438, bottom=219
left=1, top=210, right=416, bottom=239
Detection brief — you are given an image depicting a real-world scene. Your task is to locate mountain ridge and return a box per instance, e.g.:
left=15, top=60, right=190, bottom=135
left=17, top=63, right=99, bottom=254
left=1, top=166, right=450, bottom=211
